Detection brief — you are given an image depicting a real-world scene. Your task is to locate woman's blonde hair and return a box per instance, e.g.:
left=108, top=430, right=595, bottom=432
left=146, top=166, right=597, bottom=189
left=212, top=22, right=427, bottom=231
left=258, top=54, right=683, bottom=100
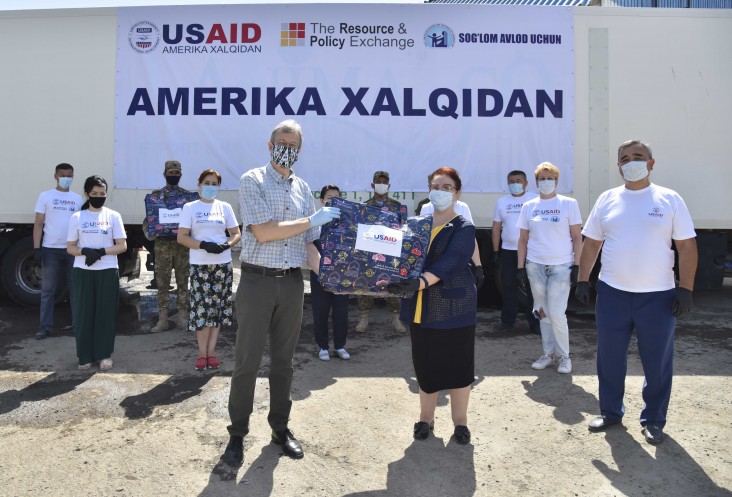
left=534, top=162, right=560, bottom=182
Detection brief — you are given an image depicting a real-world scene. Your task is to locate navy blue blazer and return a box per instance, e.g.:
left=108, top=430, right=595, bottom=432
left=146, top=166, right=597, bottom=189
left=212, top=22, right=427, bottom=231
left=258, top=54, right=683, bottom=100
left=399, top=215, right=477, bottom=329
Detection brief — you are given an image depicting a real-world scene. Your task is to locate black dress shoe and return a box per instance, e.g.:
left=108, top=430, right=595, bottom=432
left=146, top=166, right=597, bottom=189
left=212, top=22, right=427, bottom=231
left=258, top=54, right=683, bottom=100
left=272, top=429, right=304, bottom=459
left=413, top=421, right=434, bottom=440
left=588, top=416, right=622, bottom=432
left=454, top=425, right=471, bottom=445
left=223, top=436, right=243, bottom=466
left=643, top=425, right=664, bottom=445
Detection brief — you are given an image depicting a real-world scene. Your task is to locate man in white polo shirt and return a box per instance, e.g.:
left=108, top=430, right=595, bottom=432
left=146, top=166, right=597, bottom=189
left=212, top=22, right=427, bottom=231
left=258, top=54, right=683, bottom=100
left=33, top=163, right=82, bottom=339
left=576, top=140, right=697, bottom=445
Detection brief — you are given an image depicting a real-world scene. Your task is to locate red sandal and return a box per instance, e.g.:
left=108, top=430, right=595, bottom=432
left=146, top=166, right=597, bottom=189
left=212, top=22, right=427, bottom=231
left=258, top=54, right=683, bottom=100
left=207, top=356, right=221, bottom=369
left=195, top=357, right=207, bottom=371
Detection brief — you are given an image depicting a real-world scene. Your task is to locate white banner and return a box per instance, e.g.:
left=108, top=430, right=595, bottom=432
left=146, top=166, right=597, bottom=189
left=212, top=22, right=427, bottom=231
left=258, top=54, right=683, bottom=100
left=115, top=4, right=574, bottom=193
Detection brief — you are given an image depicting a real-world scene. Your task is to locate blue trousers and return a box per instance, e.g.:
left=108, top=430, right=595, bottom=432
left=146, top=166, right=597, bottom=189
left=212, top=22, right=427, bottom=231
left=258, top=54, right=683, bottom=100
left=39, top=247, right=74, bottom=333
left=309, top=271, right=349, bottom=350
left=595, top=280, right=676, bottom=428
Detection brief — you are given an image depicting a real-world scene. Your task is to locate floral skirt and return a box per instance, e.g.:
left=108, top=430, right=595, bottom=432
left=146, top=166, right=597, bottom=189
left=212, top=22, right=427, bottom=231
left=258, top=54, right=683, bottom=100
left=188, top=263, right=233, bottom=332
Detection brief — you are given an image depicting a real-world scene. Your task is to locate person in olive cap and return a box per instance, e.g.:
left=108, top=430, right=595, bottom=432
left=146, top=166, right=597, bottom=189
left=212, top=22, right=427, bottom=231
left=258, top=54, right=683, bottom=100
left=144, top=160, right=198, bottom=332
left=356, top=170, right=406, bottom=334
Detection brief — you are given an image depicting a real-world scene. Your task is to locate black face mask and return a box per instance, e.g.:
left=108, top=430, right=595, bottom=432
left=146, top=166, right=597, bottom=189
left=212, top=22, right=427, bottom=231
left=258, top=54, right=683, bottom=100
left=88, top=197, right=106, bottom=209
left=165, top=175, right=181, bottom=186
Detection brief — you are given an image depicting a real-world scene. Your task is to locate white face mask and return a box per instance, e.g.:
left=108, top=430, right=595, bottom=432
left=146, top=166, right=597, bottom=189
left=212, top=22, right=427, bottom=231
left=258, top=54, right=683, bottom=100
left=428, top=189, right=454, bottom=211
left=508, top=183, right=524, bottom=195
left=621, top=160, right=650, bottom=182
left=538, top=179, right=556, bottom=195
left=374, top=184, right=389, bottom=195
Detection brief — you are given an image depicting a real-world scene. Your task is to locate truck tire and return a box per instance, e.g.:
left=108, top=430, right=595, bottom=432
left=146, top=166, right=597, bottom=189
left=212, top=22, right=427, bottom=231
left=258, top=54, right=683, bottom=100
left=0, top=236, right=68, bottom=306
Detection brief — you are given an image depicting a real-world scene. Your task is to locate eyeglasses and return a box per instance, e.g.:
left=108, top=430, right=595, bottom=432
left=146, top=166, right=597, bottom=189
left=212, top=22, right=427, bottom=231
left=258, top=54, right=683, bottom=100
left=429, top=183, right=457, bottom=192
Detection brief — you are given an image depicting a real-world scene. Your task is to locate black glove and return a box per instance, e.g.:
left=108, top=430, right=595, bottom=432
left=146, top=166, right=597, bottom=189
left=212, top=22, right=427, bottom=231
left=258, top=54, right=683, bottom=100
left=218, top=243, right=230, bottom=252
left=570, top=264, right=579, bottom=285
left=575, top=281, right=590, bottom=306
left=473, top=265, right=485, bottom=290
left=492, top=252, right=500, bottom=266
left=517, top=268, right=529, bottom=292
left=385, top=278, right=421, bottom=295
left=81, top=247, right=103, bottom=267
left=33, top=248, right=42, bottom=265
left=672, top=288, right=693, bottom=318
left=199, top=241, right=223, bottom=254
left=95, top=248, right=107, bottom=258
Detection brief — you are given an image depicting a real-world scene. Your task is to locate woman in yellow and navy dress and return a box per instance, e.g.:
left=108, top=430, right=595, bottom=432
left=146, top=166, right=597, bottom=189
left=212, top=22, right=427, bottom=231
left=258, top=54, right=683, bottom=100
left=387, top=166, right=477, bottom=445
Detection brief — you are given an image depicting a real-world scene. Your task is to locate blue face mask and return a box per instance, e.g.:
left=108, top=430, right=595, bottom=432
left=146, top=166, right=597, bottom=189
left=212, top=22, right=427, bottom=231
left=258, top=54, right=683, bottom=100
left=58, top=177, right=73, bottom=189
left=201, top=185, right=218, bottom=200
left=508, top=183, right=524, bottom=195
left=428, top=189, right=454, bottom=212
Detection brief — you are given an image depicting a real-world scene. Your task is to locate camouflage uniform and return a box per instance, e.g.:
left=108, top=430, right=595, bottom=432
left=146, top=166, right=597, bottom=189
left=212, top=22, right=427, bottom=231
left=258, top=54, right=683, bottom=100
left=358, top=191, right=404, bottom=315
left=143, top=184, right=195, bottom=313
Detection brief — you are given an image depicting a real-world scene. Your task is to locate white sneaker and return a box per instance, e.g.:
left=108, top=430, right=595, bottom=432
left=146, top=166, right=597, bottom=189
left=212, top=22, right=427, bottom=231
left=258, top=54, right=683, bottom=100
left=557, top=356, right=572, bottom=374
left=318, top=349, right=330, bottom=361
left=531, top=354, right=554, bottom=370
left=335, top=348, right=350, bottom=360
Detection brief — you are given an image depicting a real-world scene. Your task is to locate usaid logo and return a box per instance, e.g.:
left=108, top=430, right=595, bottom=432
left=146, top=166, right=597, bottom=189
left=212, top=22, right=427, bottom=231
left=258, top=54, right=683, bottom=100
left=649, top=207, right=664, bottom=218
left=364, top=233, right=398, bottom=243
left=424, top=24, right=454, bottom=48
left=53, top=199, right=76, bottom=206
left=129, top=21, right=160, bottom=53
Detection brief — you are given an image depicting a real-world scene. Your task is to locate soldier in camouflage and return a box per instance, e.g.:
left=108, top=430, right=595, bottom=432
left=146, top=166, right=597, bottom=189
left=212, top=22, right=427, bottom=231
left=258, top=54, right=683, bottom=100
left=144, top=160, right=197, bottom=332
left=356, top=170, right=406, bottom=334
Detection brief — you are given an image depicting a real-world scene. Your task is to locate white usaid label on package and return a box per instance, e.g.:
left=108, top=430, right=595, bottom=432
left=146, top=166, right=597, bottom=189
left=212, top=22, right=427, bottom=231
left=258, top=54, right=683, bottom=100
left=159, top=208, right=182, bottom=224
left=355, top=224, right=403, bottom=258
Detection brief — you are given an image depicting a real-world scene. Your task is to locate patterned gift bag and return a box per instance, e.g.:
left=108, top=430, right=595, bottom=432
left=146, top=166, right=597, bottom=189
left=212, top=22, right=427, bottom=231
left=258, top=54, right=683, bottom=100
left=144, top=191, right=200, bottom=239
left=319, top=197, right=432, bottom=297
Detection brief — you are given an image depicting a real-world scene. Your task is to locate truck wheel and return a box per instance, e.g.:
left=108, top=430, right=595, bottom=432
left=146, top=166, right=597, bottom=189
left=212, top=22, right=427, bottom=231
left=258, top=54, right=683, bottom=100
left=0, top=236, right=72, bottom=306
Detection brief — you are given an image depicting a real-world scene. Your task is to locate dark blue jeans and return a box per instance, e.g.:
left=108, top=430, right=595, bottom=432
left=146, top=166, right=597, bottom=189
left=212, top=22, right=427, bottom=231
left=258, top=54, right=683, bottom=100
left=310, top=271, right=349, bottom=350
left=39, top=247, right=74, bottom=334
left=500, top=249, right=539, bottom=328
left=595, top=280, right=676, bottom=428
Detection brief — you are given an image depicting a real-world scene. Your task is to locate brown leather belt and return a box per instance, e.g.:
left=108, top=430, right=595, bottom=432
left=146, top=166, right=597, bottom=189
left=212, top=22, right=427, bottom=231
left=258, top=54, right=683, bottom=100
left=240, top=262, right=299, bottom=277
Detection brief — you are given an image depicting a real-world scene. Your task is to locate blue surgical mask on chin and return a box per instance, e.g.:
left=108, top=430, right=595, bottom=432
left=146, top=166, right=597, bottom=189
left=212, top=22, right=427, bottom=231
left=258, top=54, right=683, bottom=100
left=428, top=190, right=454, bottom=212
left=58, top=177, right=73, bottom=189
left=508, top=183, right=524, bottom=195
left=201, top=185, right=218, bottom=200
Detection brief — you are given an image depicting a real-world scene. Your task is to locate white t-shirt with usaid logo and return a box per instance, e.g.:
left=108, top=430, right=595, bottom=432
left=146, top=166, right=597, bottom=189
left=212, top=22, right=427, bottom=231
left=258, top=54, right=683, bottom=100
left=517, top=195, right=582, bottom=265
left=67, top=207, right=127, bottom=270
left=179, top=199, right=239, bottom=265
left=34, top=189, right=83, bottom=248
left=493, top=191, right=539, bottom=250
left=582, top=184, right=696, bottom=292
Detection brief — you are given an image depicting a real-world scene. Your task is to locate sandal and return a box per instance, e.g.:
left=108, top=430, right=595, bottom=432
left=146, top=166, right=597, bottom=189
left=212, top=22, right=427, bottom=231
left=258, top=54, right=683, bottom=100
left=206, top=356, right=221, bottom=369
left=99, top=358, right=113, bottom=371
left=78, top=363, right=91, bottom=371
left=195, top=357, right=207, bottom=371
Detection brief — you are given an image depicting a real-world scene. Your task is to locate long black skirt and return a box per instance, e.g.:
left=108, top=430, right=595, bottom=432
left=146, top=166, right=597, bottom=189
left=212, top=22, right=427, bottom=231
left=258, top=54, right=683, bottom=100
left=409, top=323, right=475, bottom=394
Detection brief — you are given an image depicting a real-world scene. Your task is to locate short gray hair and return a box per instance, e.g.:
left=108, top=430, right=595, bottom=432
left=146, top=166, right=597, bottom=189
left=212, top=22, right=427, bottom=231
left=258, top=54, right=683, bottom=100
left=270, top=119, right=303, bottom=147
left=618, top=140, right=653, bottom=159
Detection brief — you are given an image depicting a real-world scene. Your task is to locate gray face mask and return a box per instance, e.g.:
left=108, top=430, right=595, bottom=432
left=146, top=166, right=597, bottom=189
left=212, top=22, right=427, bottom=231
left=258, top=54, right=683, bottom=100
left=271, top=144, right=299, bottom=169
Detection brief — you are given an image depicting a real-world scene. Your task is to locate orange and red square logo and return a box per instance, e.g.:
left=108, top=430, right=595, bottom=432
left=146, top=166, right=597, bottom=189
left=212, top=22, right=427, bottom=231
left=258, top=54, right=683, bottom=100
left=281, top=22, right=305, bottom=47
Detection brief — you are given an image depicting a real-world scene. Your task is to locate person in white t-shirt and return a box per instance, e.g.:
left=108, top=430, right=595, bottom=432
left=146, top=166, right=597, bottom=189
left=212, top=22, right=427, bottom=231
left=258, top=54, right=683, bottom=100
left=177, top=169, right=242, bottom=372
left=66, top=176, right=127, bottom=371
left=517, top=162, right=582, bottom=374
left=491, top=170, right=539, bottom=333
left=33, top=163, right=83, bottom=339
left=576, top=140, right=697, bottom=445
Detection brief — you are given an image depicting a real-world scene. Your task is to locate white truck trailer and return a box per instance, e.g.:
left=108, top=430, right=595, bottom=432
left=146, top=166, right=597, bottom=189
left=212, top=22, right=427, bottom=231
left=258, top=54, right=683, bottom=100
left=0, top=5, right=730, bottom=306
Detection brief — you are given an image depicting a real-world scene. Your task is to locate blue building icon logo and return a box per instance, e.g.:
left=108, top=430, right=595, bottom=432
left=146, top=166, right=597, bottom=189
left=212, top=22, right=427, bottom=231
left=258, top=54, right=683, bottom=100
left=424, top=24, right=454, bottom=48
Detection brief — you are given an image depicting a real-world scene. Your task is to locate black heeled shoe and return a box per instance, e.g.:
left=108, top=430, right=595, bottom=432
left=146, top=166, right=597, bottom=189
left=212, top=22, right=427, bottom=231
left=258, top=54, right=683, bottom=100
left=413, top=421, right=434, bottom=440
left=454, top=425, right=471, bottom=445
